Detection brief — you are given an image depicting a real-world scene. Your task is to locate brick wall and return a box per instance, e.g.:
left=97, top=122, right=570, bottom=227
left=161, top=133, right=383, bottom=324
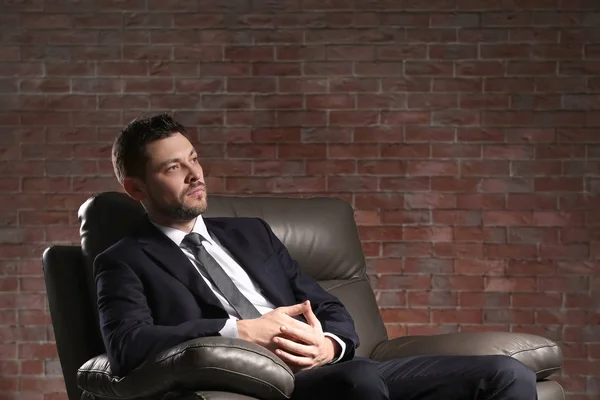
left=1, top=1, right=599, bottom=399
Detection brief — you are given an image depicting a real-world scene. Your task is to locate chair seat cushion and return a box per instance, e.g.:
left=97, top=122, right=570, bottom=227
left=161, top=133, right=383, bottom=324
left=77, top=337, right=294, bottom=400
left=370, top=331, right=563, bottom=379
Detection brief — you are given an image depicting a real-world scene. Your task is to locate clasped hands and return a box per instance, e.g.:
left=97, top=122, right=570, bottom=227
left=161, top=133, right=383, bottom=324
left=237, top=300, right=340, bottom=372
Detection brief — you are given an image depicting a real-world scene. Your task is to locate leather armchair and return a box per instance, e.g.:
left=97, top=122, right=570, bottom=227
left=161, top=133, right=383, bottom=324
left=42, top=192, right=565, bottom=400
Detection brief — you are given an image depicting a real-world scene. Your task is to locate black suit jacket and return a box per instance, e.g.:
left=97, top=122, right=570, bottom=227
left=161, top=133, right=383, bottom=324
left=94, top=216, right=360, bottom=377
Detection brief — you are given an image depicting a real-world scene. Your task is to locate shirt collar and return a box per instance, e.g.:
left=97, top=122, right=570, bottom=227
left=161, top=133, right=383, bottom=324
left=151, top=215, right=212, bottom=247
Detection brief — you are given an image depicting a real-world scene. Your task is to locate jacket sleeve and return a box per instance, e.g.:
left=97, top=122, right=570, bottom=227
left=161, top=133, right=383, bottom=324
left=94, top=252, right=229, bottom=377
left=257, top=219, right=360, bottom=362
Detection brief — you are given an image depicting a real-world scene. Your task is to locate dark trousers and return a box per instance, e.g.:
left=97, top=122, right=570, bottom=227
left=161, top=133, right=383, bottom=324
left=293, top=354, right=537, bottom=400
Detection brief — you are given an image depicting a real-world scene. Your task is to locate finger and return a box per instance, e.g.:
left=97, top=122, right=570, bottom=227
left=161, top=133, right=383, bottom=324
left=275, top=348, right=313, bottom=368
left=280, top=324, right=315, bottom=345
left=302, top=300, right=322, bottom=331
left=278, top=303, right=305, bottom=316
left=281, top=313, right=314, bottom=333
left=274, top=336, right=316, bottom=358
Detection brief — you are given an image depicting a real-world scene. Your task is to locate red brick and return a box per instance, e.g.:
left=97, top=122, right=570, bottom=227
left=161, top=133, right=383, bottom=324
left=507, top=194, right=557, bottom=210
left=301, top=128, right=352, bottom=143
left=306, top=160, right=355, bottom=175
left=536, top=77, right=588, bottom=92
left=380, top=308, right=430, bottom=324
left=408, top=94, right=457, bottom=109
left=358, top=226, right=403, bottom=241
left=507, top=260, right=557, bottom=276
left=404, top=126, right=454, bottom=144
left=483, top=211, right=534, bottom=227
left=20, top=360, right=43, bottom=375
left=460, top=93, right=510, bottom=109
left=382, top=244, right=432, bottom=259
left=480, top=44, right=532, bottom=59
left=507, top=61, right=557, bottom=75
left=433, top=210, right=481, bottom=226
left=562, top=360, right=600, bottom=376
left=456, top=194, right=505, bottom=209
left=433, top=110, right=480, bottom=126
left=279, top=77, right=327, bottom=93
left=404, top=227, right=453, bottom=242
left=509, top=227, right=559, bottom=244
left=368, top=258, right=402, bottom=274
left=357, top=160, right=405, bottom=175
left=537, top=310, right=587, bottom=325
left=357, top=94, right=406, bottom=110
left=405, top=193, right=456, bottom=209
left=434, top=243, right=484, bottom=258
left=457, top=128, right=505, bottom=142
left=485, top=277, right=536, bottom=292
left=482, top=178, right=533, bottom=193
left=379, top=177, right=429, bottom=191
left=227, top=77, right=276, bottom=93
left=407, top=291, right=458, bottom=307
left=484, top=310, right=534, bottom=324
left=534, top=211, right=585, bottom=227
left=18, top=344, right=57, bottom=359
left=458, top=28, right=507, bottom=43
left=226, top=111, right=275, bottom=127
left=454, top=259, right=505, bottom=275
left=404, top=258, right=453, bottom=273
left=377, top=275, right=432, bottom=290
left=354, top=210, right=380, bottom=226
left=405, top=61, right=453, bottom=76
left=486, top=244, right=538, bottom=259
left=461, top=160, right=509, bottom=176
left=381, top=144, right=430, bottom=158
left=539, top=276, right=590, bottom=292
left=328, top=144, right=378, bottom=159
left=460, top=292, right=510, bottom=308
left=376, top=291, right=406, bottom=307
left=381, top=77, right=432, bottom=92
left=327, top=176, right=377, bottom=192
left=406, top=26, right=457, bottom=41
left=407, top=161, right=458, bottom=176
left=533, top=44, right=583, bottom=59
left=432, top=309, right=483, bottom=324
left=277, top=111, right=327, bottom=127
left=432, top=276, right=484, bottom=291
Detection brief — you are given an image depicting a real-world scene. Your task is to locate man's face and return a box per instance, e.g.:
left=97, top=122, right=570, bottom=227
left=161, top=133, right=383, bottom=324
left=135, top=132, right=207, bottom=222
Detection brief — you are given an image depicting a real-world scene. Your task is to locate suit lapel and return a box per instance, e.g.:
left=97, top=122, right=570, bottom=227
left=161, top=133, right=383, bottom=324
left=136, top=219, right=228, bottom=316
left=206, top=219, right=289, bottom=307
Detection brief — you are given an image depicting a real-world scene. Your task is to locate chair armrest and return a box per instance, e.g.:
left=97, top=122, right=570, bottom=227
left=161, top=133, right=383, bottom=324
left=370, top=332, right=562, bottom=379
left=77, top=337, right=294, bottom=400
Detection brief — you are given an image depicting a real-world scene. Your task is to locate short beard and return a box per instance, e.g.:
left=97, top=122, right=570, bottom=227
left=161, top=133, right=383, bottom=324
left=157, top=202, right=205, bottom=221
left=149, top=190, right=207, bottom=222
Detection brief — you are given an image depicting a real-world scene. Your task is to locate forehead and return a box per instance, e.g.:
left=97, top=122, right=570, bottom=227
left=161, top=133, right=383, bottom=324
left=144, top=132, right=193, bottom=164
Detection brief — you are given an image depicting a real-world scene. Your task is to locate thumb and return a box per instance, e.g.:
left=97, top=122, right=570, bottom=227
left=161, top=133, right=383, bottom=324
left=303, top=300, right=320, bottom=328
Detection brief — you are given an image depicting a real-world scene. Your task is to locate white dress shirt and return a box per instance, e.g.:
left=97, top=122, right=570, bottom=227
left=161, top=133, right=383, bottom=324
left=152, top=216, right=346, bottom=363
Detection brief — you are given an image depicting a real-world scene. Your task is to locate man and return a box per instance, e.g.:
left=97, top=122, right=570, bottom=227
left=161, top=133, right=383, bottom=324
left=96, top=113, right=537, bottom=400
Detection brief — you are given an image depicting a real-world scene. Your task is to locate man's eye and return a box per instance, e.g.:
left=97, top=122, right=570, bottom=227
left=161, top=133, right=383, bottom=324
left=191, top=157, right=198, bottom=163
left=166, top=165, right=177, bottom=172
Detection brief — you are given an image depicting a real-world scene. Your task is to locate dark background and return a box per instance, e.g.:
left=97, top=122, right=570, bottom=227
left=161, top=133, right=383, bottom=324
left=0, top=1, right=598, bottom=399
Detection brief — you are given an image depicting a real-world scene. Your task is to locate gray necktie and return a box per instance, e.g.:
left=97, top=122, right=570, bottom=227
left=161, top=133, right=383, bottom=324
left=181, top=232, right=262, bottom=320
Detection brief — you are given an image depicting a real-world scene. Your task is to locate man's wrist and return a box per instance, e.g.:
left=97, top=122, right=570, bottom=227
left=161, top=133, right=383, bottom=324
left=324, top=336, right=341, bottom=363
left=237, top=319, right=249, bottom=341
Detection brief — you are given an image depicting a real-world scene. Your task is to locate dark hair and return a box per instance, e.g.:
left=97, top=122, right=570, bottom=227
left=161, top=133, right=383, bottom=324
left=112, top=113, right=187, bottom=183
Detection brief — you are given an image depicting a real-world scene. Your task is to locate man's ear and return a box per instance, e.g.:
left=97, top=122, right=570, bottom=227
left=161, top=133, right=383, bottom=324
left=122, top=177, right=147, bottom=202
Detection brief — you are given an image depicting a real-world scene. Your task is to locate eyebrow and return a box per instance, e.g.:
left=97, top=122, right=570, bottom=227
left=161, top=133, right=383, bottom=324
left=158, top=148, right=196, bottom=170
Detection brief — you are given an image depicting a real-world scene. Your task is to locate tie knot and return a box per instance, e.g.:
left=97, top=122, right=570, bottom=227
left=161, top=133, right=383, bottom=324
left=182, top=232, right=204, bottom=249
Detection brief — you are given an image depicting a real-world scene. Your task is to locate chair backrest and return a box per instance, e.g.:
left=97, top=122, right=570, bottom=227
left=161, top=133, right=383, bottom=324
left=44, top=192, right=388, bottom=399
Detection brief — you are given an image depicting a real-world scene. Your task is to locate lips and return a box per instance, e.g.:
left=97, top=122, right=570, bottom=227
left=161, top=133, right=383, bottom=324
left=187, top=186, right=205, bottom=196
